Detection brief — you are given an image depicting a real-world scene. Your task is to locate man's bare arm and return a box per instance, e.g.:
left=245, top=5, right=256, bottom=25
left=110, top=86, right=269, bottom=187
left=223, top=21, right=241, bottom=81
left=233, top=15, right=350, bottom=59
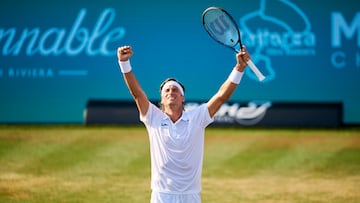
left=117, top=46, right=149, bottom=117
left=207, top=48, right=250, bottom=118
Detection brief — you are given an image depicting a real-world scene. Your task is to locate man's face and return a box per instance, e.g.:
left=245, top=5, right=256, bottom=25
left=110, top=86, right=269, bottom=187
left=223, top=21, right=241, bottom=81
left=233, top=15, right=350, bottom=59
left=161, top=85, right=184, bottom=107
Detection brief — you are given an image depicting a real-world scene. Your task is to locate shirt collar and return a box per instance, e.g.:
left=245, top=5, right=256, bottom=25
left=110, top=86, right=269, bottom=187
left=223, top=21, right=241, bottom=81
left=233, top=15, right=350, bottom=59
left=162, top=111, right=189, bottom=122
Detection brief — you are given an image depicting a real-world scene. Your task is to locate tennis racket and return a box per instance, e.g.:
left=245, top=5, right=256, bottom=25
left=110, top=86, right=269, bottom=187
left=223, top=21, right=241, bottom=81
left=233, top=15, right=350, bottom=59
left=202, top=6, right=266, bottom=82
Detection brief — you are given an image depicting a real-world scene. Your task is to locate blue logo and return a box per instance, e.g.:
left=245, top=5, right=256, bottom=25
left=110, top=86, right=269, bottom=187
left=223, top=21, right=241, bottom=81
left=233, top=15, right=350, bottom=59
left=239, top=0, right=316, bottom=82
left=0, top=8, right=125, bottom=57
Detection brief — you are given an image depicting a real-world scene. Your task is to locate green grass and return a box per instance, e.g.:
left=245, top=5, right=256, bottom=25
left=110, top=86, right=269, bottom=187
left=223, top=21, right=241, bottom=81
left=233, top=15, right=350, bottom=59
left=0, top=126, right=359, bottom=202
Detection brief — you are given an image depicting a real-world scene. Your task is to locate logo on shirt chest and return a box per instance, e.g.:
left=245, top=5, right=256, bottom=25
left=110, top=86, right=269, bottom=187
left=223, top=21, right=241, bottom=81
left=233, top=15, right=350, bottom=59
left=161, top=122, right=169, bottom=127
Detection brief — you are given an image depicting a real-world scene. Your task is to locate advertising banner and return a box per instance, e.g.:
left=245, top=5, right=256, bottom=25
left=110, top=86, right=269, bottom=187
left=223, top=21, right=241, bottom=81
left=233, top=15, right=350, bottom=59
left=1, top=0, right=359, bottom=124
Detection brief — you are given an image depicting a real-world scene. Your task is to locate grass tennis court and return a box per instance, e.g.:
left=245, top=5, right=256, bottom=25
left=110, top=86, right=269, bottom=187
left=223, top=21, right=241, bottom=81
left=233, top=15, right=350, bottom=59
left=0, top=126, right=359, bottom=202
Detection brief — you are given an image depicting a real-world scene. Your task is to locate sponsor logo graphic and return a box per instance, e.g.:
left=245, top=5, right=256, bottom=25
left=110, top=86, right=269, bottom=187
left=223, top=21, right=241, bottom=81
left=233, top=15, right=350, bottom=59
left=239, top=0, right=316, bottom=82
left=185, top=101, right=272, bottom=126
left=331, top=12, right=360, bottom=69
left=0, top=8, right=125, bottom=57
left=0, top=8, right=125, bottom=79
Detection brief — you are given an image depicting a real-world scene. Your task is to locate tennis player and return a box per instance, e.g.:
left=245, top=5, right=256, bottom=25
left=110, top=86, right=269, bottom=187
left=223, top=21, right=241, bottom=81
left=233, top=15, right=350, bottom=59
left=117, top=45, right=250, bottom=203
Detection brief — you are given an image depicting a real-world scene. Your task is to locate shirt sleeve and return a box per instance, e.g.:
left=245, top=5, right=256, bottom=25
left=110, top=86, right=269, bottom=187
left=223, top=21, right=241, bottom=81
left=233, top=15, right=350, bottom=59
left=188, top=103, right=214, bottom=128
left=140, top=102, right=163, bottom=126
left=200, top=103, right=214, bottom=127
left=139, top=101, right=152, bottom=125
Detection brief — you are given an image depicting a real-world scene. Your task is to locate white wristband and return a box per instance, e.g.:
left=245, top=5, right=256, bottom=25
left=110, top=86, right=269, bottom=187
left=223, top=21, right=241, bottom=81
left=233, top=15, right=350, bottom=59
left=118, top=60, right=132, bottom=73
left=228, top=68, right=244, bottom=84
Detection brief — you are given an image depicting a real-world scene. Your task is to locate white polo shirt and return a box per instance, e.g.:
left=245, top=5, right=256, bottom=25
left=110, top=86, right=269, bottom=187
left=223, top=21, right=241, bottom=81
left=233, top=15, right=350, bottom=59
left=140, top=102, right=214, bottom=194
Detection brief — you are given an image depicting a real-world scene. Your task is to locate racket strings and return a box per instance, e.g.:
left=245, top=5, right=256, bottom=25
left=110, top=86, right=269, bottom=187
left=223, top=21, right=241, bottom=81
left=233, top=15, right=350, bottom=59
left=202, top=8, right=240, bottom=47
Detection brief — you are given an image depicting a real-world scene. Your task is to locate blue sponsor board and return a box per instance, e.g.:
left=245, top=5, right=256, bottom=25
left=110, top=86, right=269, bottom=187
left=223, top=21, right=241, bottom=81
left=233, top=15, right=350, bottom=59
left=0, top=0, right=359, bottom=124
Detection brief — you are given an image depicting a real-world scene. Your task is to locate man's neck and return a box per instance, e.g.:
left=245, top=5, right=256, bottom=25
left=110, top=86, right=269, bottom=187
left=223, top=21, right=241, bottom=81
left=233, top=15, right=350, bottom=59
left=164, top=107, right=183, bottom=123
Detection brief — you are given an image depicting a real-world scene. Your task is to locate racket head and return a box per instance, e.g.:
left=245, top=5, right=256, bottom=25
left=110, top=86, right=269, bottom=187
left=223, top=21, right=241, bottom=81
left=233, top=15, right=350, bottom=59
left=202, top=7, right=242, bottom=50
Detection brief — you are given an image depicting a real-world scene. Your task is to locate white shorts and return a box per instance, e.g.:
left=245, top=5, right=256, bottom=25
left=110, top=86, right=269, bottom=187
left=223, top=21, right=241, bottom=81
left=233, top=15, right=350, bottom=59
left=151, top=191, right=201, bottom=203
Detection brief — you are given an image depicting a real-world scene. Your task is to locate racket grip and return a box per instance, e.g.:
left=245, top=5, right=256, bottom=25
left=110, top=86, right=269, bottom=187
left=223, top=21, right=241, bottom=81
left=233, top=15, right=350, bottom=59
left=247, top=60, right=265, bottom=82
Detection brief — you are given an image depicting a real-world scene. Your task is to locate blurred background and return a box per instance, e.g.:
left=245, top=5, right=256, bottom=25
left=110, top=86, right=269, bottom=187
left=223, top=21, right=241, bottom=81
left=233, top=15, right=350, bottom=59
left=0, top=0, right=359, bottom=125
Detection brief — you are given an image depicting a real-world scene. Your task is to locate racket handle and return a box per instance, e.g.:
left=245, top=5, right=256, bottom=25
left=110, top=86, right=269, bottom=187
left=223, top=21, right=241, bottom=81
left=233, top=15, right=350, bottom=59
left=247, top=60, right=265, bottom=82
